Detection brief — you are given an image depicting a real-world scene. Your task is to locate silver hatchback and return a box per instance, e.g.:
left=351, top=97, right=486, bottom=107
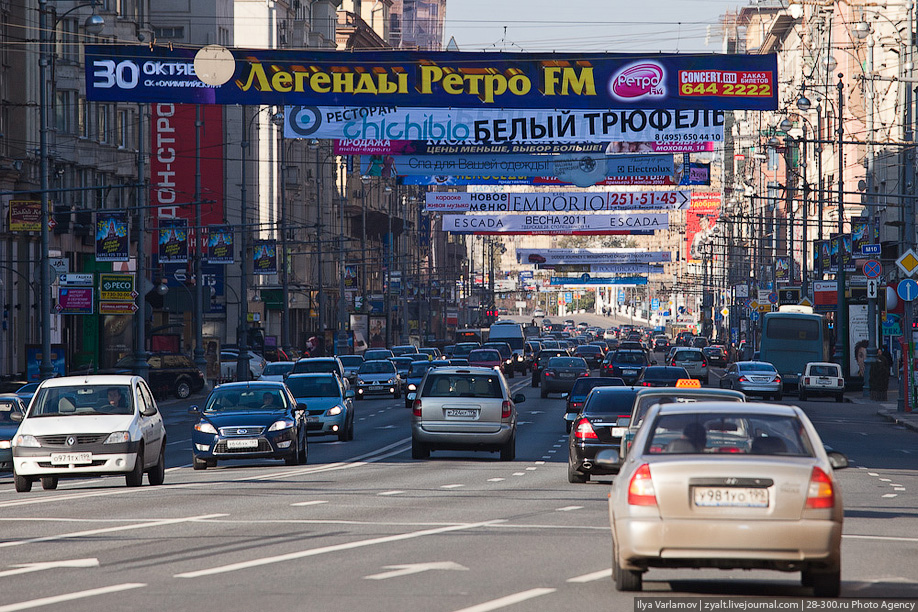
left=409, top=367, right=525, bottom=461
left=670, top=348, right=709, bottom=384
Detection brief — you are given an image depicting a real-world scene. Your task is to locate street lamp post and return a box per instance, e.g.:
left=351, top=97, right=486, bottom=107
left=38, top=0, right=103, bottom=380
left=193, top=105, right=206, bottom=374
left=831, top=75, right=847, bottom=375
left=236, top=106, right=263, bottom=382
left=272, top=111, right=291, bottom=355
left=132, top=102, right=149, bottom=381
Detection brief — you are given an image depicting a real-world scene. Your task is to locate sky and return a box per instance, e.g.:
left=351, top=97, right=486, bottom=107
left=441, top=0, right=746, bottom=53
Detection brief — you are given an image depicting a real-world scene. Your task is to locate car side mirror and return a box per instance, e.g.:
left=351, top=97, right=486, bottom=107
left=187, top=406, right=200, bottom=415
left=293, top=406, right=306, bottom=414
left=345, top=390, right=355, bottom=399
left=297, top=402, right=308, bottom=411
left=10, top=411, right=23, bottom=422
left=594, top=448, right=620, bottom=468
left=512, top=393, right=526, bottom=404
left=407, top=392, right=417, bottom=402
left=827, top=450, right=849, bottom=470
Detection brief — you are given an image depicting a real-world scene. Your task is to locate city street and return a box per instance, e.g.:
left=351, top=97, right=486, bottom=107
left=0, top=367, right=916, bottom=611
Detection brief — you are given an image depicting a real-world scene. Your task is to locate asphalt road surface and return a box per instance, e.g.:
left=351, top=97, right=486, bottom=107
left=0, top=352, right=916, bottom=610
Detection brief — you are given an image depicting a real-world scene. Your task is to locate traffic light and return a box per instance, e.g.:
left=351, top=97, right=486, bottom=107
left=480, top=306, right=499, bottom=325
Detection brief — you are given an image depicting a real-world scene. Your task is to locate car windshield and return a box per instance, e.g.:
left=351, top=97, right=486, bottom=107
left=810, top=365, right=839, bottom=376
left=339, top=356, right=364, bottom=368
left=285, top=377, right=340, bottom=398
left=262, top=363, right=293, bottom=376
left=0, top=400, right=22, bottom=422
left=17, top=383, right=38, bottom=394
left=29, top=385, right=133, bottom=417
left=548, top=357, right=586, bottom=368
left=645, top=412, right=815, bottom=456
left=359, top=361, right=396, bottom=374
left=582, top=389, right=639, bottom=414
left=422, top=374, right=503, bottom=398
left=740, top=363, right=777, bottom=373
left=204, top=387, right=287, bottom=412
left=409, top=363, right=433, bottom=376
left=615, top=352, right=645, bottom=364
left=364, top=350, right=392, bottom=360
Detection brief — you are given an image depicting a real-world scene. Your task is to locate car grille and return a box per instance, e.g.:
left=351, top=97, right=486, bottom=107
left=307, top=409, right=325, bottom=417
left=219, top=426, right=266, bottom=436
left=37, top=434, right=107, bottom=446
left=306, top=422, right=324, bottom=431
left=214, top=439, right=273, bottom=453
left=37, top=460, right=107, bottom=468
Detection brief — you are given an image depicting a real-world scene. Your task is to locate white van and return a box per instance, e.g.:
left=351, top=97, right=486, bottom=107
left=488, top=321, right=526, bottom=373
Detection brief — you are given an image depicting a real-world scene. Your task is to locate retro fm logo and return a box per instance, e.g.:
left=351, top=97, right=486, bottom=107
left=609, top=62, right=666, bottom=101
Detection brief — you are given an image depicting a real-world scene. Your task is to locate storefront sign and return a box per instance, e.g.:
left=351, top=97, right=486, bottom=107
left=334, top=139, right=714, bottom=155
left=518, top=248, right=672, bottom=265
left=86, top=46, right=778, bottom=111
left=8, top=200, right=41, bottom=232
left=57, top=287, right=94, bottom=314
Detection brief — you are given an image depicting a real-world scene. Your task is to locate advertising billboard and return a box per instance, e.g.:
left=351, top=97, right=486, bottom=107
left=425, top=190, right=690, bottom=212
left=442, top=213, right=668, bottom=235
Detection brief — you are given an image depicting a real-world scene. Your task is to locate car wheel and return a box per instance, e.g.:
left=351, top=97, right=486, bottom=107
left=14, top=472, right=32, bottom=493
left=298, top=438, right=308, bottom=464
left=612, top=540, right=643, bottom=592
left=836, top=392, right=845, bottom=403
left=774, top=392, right=783, bottom=401
left=338, top=421, right=349, bottom=442
left=499, top=436, right=516, bottom=461
left=799, top=390, right=808, bottom=401
left=411, top=437, right=429, bottom=460
left=806, top=569, right=841, bottom=597
left=126, top=448, right=144, bottom=487
left=346, top=418, right=354, bottom=442
left=531, top=375, right=538, bottom=388
left=41, top=476, right=58, bottom=490
left=567, top=461, right=588, bottom=483
left=147, top=444, right=166, bottom=486
left=192, top=455, right=208, bottom=470
left=284, top=446, right=299, bottom=466
left=174, top=379, right=192, bottom=400
left=540, top=387, right=548, bottom=399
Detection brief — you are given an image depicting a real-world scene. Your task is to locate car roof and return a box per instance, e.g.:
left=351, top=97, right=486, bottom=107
left=806, top=361, right=839, bottom=368
left=424, top=366, right=503, bottom=375
left=296, top=357, right=338, bottom=362
left=38, top=374, right=140, bottom=387
left=588, top=386, right=641, bottom=395
left=634, top=387, right=745, bottom=401
left=737, top=360, right=776, bottom=367
left=213, top=381, right=288, bottom=390
left=286, top=372, right=337, bottom=379
left=653, top=400, right=799, bottom=417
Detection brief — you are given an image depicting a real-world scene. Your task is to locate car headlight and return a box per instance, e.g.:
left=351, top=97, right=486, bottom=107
left=15, top=434, right=40, bottom=448
left=268, top=419, right=295, bottom=431
left=195, top=422, right=218, bottom=434
left=387, top=378, right=395, bottom=384
left=326, top=405, right=343, bottom=416
left=103, top=431, right=130, bottom=444
left=0, top=440, right=11, bottom=450
left=407, top=383, right=417, bottom=391
left=356, top=378, right=366, bottom=385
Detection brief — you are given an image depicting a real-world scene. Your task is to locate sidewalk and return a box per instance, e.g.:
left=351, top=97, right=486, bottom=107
left=845, top=379, right=918, bottom=433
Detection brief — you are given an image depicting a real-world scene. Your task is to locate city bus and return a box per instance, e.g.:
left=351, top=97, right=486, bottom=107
left=759, top=309, right=830, bottom=388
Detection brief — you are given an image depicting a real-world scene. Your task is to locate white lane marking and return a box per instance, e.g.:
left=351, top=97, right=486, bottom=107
left=174, top=520, right=504, bottom=579
left=867, top=472, right=879, bottom=476
left=880, top=478, right=891, bottom=482
left=556, top=506, right=583, bottom=512
left=165, top=465, right=191, bottom=472
left=0, top=583, right=146, bottom=612
left=487, top=478, right=505, bottom=482
left=547, top=450, right=556, bottom=454
left=449, top=588, right=556, bottom=612
left=378, top=491, right=404, bottom=496
left=541, top=456, right=551, bottom=460
left=0, top=513, right=226, bottom=549
left=512, top=472, right=525, bottom=476
left=895, top=487, right=906, bottom=491
left=0, top=487, right=142, bottom=510
left=844, top=534, right=918, bottom=542
left=0, top=558, right=99, bottom=578
left=166, top=438, right=192, bottom=446
left=566, top=568, right=612, bottom=583
left=858, top=432, right=869, bottom=436
left=535, top=461, right=545, bottom=465
left=889, top=484, right=903, bottom=487
left=441, top=484, right=464, bottom=489
left=291, top=500, right=328, bottom=507
left=364, top=561, right=468, bottom=580
left=882, top=493, right=898, bottom=498
left=525, top=467, right=537, bottom=471
left=552, top=444, right=561, bottom=448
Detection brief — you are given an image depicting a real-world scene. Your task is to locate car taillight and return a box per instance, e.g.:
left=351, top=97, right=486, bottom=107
left=641, top=382, right=652, bottom=386
left=573, top=418, right=598, bottom=440
left=803, top=377, right=810, bottom=385
left=774, top=375, right=782, bottom=384
left=671, top=360, right=676, bottom=366
left=837, top=378, right=844, bottom=387
left=544, top=371, right=554, bottom=377
left=501, top=400, right=512, bottom=418
left=806, top=466, right=835, bottom=509
left=412, top=400, right=422, bottom=417
left=570, top=402, right=583, bottom=409
left=579, top=371, right=589, bottom=377
left=737, top=376, right=748, bottom=382
left=628, top=464, right=657, bottom=506
left=701, top=359, right=707, bottom=367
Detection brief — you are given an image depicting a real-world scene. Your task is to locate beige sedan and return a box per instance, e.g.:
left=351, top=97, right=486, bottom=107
left=597, top=401, right=848, bottom=597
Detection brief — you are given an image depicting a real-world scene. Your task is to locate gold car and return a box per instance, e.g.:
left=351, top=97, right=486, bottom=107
left=597, top=401, right=848, bottom=597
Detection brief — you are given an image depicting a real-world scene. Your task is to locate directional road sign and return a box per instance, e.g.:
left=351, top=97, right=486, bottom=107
left=897, top=278, right=918, bottom=302
left=750, top=310, right=760, bottom=322
left=861, top=244, right=881, bottom=256
left=863, top=260, right=882, bottom=279
left=867, top=279, right=879, bottom=299
left=897, top=249, right=918, bottom=277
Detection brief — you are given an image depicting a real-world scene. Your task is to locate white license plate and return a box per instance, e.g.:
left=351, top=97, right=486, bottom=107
left=305, top=416, right=320, bottom=423
left=560, top=372, right=575, bottom=378
left=50, top=452, right=91, bottom=465
left=445, top=409, right=478, bottom=419
left=624, top=370, right=637, bottom=375
left=693, top=487, right=769, bottom=508
left=369, top=385, right=383, bottom=391
left=226, top=438, right=259, bottom=449
left=611, top=427, right=627, bottom=438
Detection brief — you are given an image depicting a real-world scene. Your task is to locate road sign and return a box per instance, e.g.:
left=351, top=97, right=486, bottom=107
left=778, top=288, right=801, bottom=306
left=799, top=296, right=814, bottom=307
left=860, top=244, right=881, bottom=256
left=863, top=260, right=882, bottom=279
left=99, top=273, right=135, bottom=301
left=897, top=278, right=918, bottom=302
left=768, top=292, right=778, bottom=305
left=59, top=273, right=93, bottom=287
left=720, top=307, right=729, bottom=317
left=897, top=249, right=918, bottom=277
left=750, top=310, right=760, bottom=322
left=99, top=301, right=138, bottom=315
left=743, top=298, right=753, bottom=309
left=867, top=279, right=879, bottom=299
left=651, top=298, right=660, bottom=310
left=735, top=284, right=749, bottom=298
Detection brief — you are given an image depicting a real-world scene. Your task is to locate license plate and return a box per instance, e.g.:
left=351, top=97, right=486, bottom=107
left=50, top=452, right=91, bottom=465
left=560, top=372, right=575, bottom=378
left=624, top=370, right=637, bottom=375
left=226, top=438, right=259, bottom=449
left=693, top=487, right=769, bottom=508
left=369, top=385, right=383, bottom=391
left=445, top=409, right=478, bottom=418
left=305, top=416, right=320, bottom=423
left=612, top=427, right=627, bottom=438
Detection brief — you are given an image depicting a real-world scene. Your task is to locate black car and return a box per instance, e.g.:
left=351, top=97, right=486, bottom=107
left=653, top=337, right=671, bottom=352
left=540, top=356, right=590, bottom=398
left=189, top=381, right=307, bottom=470
left=604, top=350, right=652, bottom=384
left=567, top=386, right=639, bottom=483
left=573, top=344, right=605, bottom=368
left=564, top=377, right=625, bottom=432
left=531, top=348, right=570, bottom=387
left=703, top=345, right=728, bottom=367
left=636, top=365, right=690, bottom=387
left=106, top=353, right=205, bottom=399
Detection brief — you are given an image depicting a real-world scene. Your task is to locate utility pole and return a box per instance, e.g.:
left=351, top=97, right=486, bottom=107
left=831, top=75, right=847, bottom=375
left=193, top=105, right=206, bottom=374
left=133, top=103, right=149, bottom=380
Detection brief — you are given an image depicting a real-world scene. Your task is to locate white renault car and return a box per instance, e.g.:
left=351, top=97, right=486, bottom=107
left=11, top=375, right=166, bottom=492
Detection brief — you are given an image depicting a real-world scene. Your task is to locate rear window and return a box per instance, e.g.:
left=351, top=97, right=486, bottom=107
left=262, top=362, right=293, bottom=376
left=582, top=389, right=639, bottom=415
left=286, top=376, right=340, bottom=398
left=809, top=365, right=840, bottom=376
left=570, top=378, right=624, bottom=395
left=739, top=362, right=777, bottom=373
left=576, top=346, right=601, bottom=354
left=632, top=393, right=744, bottom=428
left=547, top=357, right=587, bottom=368
left=645, top=412, right=815, bottom=456
left=292, top=360, right=338, bottom=374
left=614, top=352, right=645, bottom=364
left=422, top=374, right=503, bottom=398
left=339, top=356, right=364, bottom=367
left=674, top=350, right=702, bottom=362
left=469, top=349, right=500, bottom=361
left=409, top=362, right=433, bottom=376
left=765, top=318, right=820, bottom=341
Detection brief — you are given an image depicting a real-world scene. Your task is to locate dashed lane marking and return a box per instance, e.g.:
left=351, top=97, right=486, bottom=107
left=291, top=500, right=328, bottom=507
left=449, top=588, right=557, bottom=612
left=441, top=484, right=464, bottom=489
left=0, top=583, right=147, bottom=612
left=487, top=478, right=505, bottom=483
left=378, top=491, right=404, bottom=496
left=556, top=506, right=583, bottom=512
left=566, top=569, right=611, bottom=583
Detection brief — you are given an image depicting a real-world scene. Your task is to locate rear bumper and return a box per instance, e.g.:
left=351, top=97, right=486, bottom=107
left=738, top=382, right=782, bottom=395
left=570, top=440, right=622, bottom=474
left=412, top=422, right=514, bottom=449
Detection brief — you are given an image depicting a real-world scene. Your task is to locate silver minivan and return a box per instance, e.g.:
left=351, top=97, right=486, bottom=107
left=409, top=367, right=525, bottom=461
left=670, top=348, right=709, bottom=384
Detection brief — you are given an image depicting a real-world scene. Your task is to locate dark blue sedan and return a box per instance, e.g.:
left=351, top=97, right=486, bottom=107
left=189, top=382, right=307, bottom=470
left=0, top=394, right=26, bottom=471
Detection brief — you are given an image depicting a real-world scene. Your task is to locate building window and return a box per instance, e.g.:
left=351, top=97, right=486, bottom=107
left=55, top=90, right=74, bottom=134
left=55, top=18, right=79, bottom=63
left=153, top=26, right=185, bottom=40
left=97, top=103, right=110, bottom=143
left=77, top=97, right=88, bottom=138
left=117, top=109, right=130, bottom=148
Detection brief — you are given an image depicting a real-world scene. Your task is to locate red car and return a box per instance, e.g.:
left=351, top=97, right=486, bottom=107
left=468, top=349, right=511, bottom=377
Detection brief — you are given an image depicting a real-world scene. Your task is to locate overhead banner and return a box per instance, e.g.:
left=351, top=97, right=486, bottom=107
left=207, top=226, right=234, bottom=264
left=518, top=248, right=672, bottom=265
left=95, top=211, right=129, bottom=262
left=253, top=241, right=278, bottom=275
left=443, top=213, right=668, bottom=235
left=158, top=219, right=189, bottom=263
left=292, top=106, right=724, bottom=144
left=550, top=275, right=648, bottom=286
left=86, top=46, right=779, bottom=111
left=425, top=190, right=690, bottom=212
left=334, top=140, right=713, bottom=156
left=591, top=264, right=667, bottom=274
